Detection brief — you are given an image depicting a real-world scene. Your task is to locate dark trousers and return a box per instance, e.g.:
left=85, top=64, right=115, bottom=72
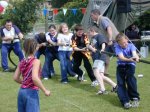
left=116, top=64, right=140, bottom=105
left=1, top=42, right=24, bottom=70
left=73, top=52, right=96, bottom=82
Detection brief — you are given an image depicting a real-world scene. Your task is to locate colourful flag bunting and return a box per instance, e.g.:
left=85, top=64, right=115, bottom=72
left=81, top=8, right=86, bottom=14
left=63, top=8, right=67, bottom=16
left=43, top=8, right=47, bottom=16
left=53, top=9, right=58, bottom=15
left=72, top=8, right=77, bottom=15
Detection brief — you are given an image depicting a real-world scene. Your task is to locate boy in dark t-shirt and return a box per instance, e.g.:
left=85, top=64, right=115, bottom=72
left=88, top=26, right=117, bottom=95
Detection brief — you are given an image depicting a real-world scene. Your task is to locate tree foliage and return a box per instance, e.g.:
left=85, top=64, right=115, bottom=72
left=137, top=9, right=150, bottom=30
left=55, top=0, right=88, bottom=28
left=0, top=0, right=43, bottom=34
left=51, top=0, right=70, bottom=8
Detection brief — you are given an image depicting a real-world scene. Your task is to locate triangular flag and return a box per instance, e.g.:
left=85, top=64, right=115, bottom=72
left=81, top=8, right=86, bottom=14
left=72, top=8, right=77, bottom=15
left=63, top=8, right=67, bottom=15
left=53, top=9, right=58, bottom=15
left=43, top=8, right=47, bottom=16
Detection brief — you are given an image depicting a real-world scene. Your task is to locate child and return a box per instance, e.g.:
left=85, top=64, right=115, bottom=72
left=115, top=33, right=140, bottom=109
left=57, top=23, right=77, bottom=83
left=88, top=26, right=117, bottom=94
left=13, top=38, right=50, bottom=112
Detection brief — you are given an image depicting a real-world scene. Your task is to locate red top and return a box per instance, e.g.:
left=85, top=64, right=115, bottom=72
left=19, top=57, right=41, bottom=90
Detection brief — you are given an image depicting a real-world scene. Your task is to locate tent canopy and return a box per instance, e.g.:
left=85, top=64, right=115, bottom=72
left=81, top=0, right=150, bottom=31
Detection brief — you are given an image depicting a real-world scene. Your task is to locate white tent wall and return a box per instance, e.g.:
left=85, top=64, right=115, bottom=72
left=81, top=0, right=150, bottom=32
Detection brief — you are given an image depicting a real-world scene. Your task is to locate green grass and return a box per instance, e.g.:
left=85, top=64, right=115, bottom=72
left=0, top=53, right=150, bottom=112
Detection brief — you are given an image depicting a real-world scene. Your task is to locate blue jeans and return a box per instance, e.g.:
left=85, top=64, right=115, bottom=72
left=1, top=42, right=24, bottom=70
left=42, top=48, right=59, bottom=78
left=18, top=88, right=39, bottom=112
left=59, top=51, right=75, bottom=82
left=116, top=64, right=140, bottom=105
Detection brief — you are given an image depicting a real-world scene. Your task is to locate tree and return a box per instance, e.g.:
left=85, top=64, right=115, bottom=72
left=55, top=0, right=88, bottom=28
left=0, top=0, right=43, bottom=34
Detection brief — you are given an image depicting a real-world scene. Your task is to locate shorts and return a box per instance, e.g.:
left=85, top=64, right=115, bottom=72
left=93, top=60, right=105, bottom=72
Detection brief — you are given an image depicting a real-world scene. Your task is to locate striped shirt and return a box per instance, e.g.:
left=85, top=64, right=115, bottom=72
left=19, top=57, right=41, bottom=90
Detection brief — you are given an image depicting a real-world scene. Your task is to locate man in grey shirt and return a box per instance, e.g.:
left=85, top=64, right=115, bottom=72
left=90, top=9, right=119, bottom=75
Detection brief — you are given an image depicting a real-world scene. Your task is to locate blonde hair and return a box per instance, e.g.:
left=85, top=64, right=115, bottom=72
left=58, top=23, right=69, bottom=34
left=115, top=32, right=128, bottom=42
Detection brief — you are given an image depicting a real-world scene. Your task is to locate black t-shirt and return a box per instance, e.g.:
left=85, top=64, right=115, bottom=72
left=91, top=34, right=109, bottom=63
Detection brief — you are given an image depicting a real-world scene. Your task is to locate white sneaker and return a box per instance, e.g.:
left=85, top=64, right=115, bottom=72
left=91, top=80, right=99, bottom=87
left=81, top=71, right=87, bottom=81
left=43, top=77, right=48, bottom=80
left=74, top=74, right=78, bottom=78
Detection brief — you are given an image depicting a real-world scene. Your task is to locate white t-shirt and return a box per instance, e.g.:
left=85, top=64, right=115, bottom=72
left=57, top=33, right=73, bottom=51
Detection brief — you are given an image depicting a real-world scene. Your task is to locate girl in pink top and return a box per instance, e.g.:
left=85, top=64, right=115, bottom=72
left=13, top=38, right=50, bottom=112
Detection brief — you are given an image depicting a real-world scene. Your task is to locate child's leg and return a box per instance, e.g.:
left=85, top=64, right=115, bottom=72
left=93, top=68, right=105, bottom=91
left=102, top=75, right=117, bottom=87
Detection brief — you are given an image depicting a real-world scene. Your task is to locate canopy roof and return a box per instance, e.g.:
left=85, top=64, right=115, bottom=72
left=81, top=0, right=150, bottom=31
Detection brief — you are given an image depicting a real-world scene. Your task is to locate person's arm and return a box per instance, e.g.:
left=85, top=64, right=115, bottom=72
left=101, top=43, right=106, bottom=52
left=13, top=65, right=22, bottom=84
left=46, top=33, right=57, bottom=46
left=18, top=32, right=24, bottom=40
left=32, top=59, right=50, bottom=96
left=107, top=26, right=113, bottom=44
left=132, top=51, right=139, bottom=62
left=117, top=53, right=135, bottom=62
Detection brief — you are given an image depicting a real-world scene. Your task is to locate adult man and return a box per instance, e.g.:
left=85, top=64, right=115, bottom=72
left=90, top=9, right=119, bottom=75
left=0, top=19, right=24, bottom=72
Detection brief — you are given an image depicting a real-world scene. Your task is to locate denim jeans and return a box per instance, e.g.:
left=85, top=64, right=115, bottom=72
left=18, top=88, right=39, bottom=112
left=59, top=51, right=74, bottom=82
left=42, top=48, right=59, bottom=78
left=116, top=64, right=140, bottom=105
left=1, top=42, right=24, bottom=70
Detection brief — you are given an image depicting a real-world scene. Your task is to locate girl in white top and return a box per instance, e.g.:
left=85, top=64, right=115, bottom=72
left=57, top=23, right=77, bottom=83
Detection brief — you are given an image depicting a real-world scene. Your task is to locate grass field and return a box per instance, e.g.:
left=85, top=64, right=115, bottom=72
left=0, top=53, right=150, bottom=112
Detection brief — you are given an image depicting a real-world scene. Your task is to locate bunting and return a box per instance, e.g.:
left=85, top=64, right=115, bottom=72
left=53, top=8, right=58, bottom=15
left=72, top=8, right=77, bottom=15
left=63, top=8, right=67, bottom=15
left=42, top=7, right=87, bottom=16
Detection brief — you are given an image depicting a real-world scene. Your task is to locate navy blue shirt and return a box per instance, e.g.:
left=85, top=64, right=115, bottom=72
left=91, top=34, right=109, bottom=63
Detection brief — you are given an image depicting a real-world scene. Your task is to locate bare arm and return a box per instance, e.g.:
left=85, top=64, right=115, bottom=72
left=107, top=26, right=113, bottom=45
left=13, top=65, right=22, bottom=84
left=18, top=32, right=24, bottom=40
left=32, top=59, right=50, bottom=96
left=2, top=36, right=14, bottom=41
left=118, top=53, right=135, bottom=62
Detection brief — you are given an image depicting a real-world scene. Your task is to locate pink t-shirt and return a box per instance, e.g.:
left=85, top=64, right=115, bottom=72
left=19, top=57, right=41, bottom=90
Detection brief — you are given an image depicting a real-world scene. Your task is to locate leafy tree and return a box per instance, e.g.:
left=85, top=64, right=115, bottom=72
left=55, top=0, right=88, bottom=28
left=0, top=0, right=43, bottom=34
left=137, top=9, right=150, bottom=30
left=51, top=0, right=70, bottom=8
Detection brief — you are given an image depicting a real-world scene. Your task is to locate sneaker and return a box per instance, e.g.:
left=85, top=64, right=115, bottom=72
left=132, top=98, right=139, bottom=107
left=50, top=72, right=55, bottom=76
left=96, top=90, right=108, bottom=95
left=124, top=102, right=132, bottom=109
left=43, top=77, right=49, bottom=80
left=3, top=68, right=15, bottom=72
left=61, top=81, right=68, bottom=84
left=74, top=74, right=78, bottom=78
left=78, top=71, right=87, bottom=82
left=91, top=80, right=99, bottom=87
left=111, top=85, right=118, bottom=93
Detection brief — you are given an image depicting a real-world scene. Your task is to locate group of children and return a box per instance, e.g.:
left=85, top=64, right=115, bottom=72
left=13, top=22, right=140, bottom=111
